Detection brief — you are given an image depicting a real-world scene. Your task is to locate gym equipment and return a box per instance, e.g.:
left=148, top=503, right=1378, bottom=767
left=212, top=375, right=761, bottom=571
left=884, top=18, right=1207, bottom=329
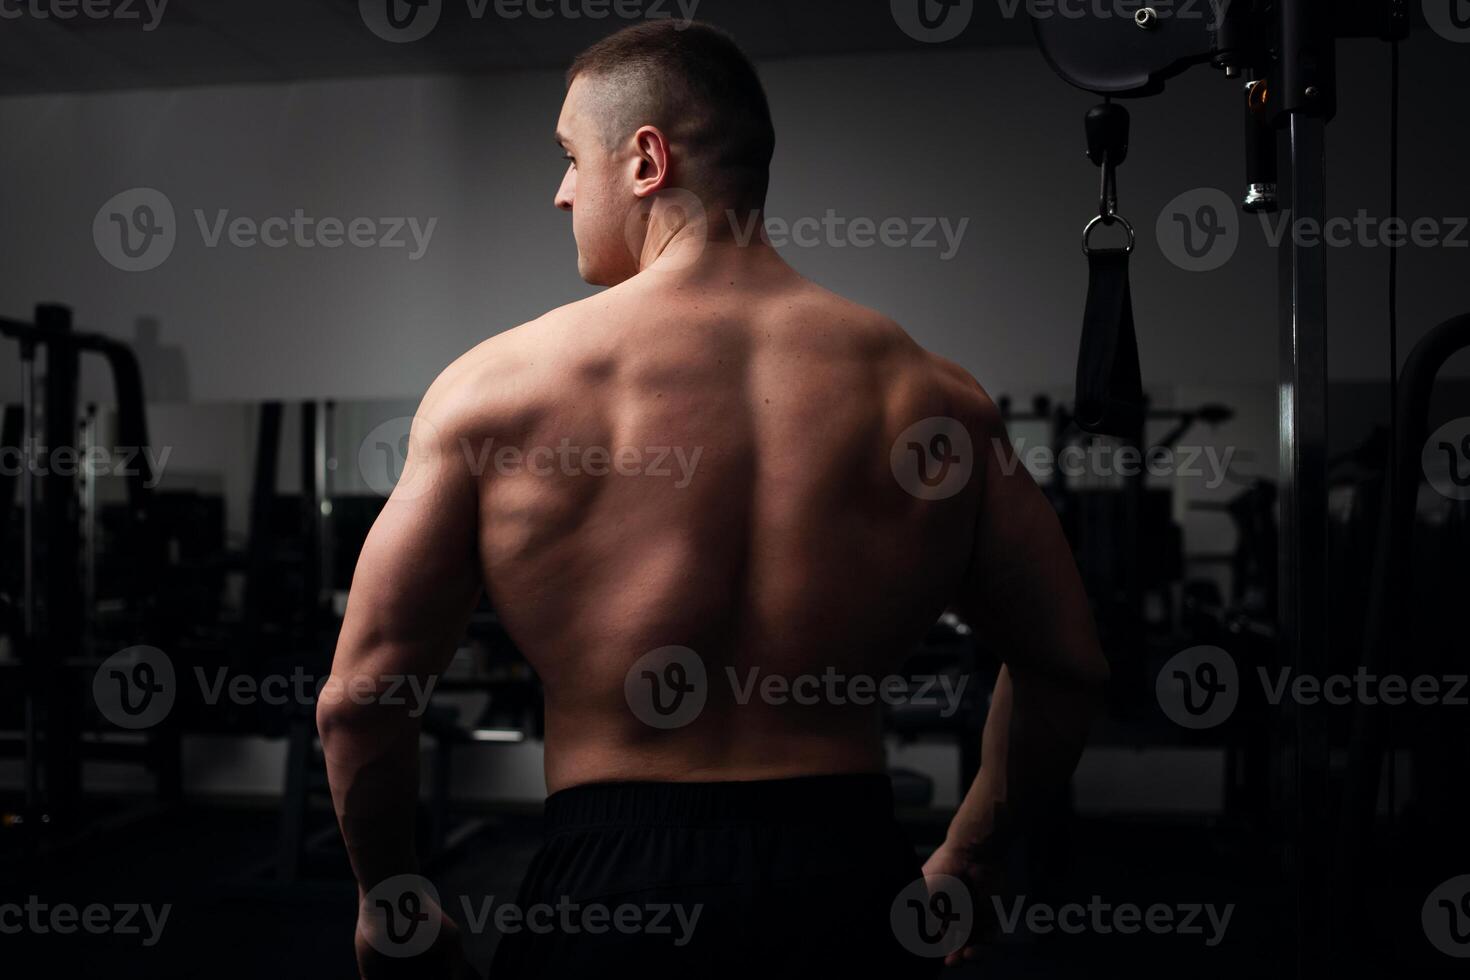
left=1188, top=479, right=1278, bottom=621
left=885, top=612, right=989, bottom=806
left=0, top=304, right=174, bottom=834
left=1075, top=100, right=1145, bottom=439
left=1337, top=313, right=1470, bottom=958
left=997, top=393, right=1238, bottom=637
left=1031, top=2, right=1455, bottom=971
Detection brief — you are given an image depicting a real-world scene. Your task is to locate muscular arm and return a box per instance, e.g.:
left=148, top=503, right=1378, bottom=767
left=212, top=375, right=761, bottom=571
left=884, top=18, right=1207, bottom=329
left=944, top=393, right=1109, bottom=861
left=317, top=382, right=482, bottom=901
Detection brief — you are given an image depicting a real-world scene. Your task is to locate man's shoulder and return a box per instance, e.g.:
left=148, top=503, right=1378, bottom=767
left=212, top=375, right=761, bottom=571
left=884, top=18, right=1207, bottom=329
left=416, top=302, right=597, bottom=440
left=845, top=311, right=998, bottom=431
left=923, top=351, right=995, bottom=409
left=458, top=298, right=599, bottom=367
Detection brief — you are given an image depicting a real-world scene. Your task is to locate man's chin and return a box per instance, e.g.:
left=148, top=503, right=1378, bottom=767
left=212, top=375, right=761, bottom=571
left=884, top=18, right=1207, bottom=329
left=578, top=258, right=631, bottom=288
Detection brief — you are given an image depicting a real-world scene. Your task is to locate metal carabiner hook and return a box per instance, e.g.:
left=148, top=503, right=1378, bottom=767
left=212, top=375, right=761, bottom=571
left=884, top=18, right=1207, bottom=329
left=1082, top=212, right=1135, bottom=254
left=1098, top=150, right=1119, bottom=221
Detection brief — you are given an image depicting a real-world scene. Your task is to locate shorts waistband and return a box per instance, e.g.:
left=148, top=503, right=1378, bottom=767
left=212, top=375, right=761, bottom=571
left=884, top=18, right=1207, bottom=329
left=542, top=772, right=896, bottom=833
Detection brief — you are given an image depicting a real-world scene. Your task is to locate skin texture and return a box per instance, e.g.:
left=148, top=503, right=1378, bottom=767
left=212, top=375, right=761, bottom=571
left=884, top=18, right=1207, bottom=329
left=321, top=72, right=1108, bottom=976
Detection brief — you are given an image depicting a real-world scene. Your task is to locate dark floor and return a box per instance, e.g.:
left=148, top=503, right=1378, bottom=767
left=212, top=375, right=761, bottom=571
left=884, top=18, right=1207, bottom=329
left=0, top=795, right=1456, bottom=978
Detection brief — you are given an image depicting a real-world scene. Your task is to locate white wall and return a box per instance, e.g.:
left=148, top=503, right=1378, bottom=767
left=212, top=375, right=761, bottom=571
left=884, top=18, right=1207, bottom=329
left=1, top=37, right=1466, bottom=410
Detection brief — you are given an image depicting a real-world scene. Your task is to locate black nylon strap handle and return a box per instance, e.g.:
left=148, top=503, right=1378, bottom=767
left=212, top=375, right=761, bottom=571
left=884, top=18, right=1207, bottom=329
left=1075, top=246, right=1144, bottom=437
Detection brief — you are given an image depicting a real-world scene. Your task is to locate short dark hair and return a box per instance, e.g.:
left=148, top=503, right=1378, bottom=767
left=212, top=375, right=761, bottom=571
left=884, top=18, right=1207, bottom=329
left=567, top=20, right=776, bottom=213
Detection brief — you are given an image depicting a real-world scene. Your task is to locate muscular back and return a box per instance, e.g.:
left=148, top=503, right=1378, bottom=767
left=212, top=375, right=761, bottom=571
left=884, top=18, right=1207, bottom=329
left=339, top=246, right=1094, bottom=798
left=423, top=254, right=990, bottom=791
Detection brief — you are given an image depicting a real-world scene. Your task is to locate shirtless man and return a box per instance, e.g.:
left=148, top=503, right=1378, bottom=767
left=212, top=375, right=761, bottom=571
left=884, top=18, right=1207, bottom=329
left=319, top=20, right=1107, bottom=979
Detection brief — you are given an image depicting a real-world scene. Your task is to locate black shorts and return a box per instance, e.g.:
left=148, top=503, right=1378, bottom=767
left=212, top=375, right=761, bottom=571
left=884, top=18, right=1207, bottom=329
left=486, top=773, right=944, bottom=979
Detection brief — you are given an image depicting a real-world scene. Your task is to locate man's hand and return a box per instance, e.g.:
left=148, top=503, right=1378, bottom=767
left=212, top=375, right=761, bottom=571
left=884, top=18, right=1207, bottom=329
left=355, top=898, right=479, bottom=979
left=920, top=841, right=1005, bottom=968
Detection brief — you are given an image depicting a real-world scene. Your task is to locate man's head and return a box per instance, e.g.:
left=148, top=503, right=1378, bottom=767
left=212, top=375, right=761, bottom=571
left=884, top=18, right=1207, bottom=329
left=555, top=20, right=776, bottom=285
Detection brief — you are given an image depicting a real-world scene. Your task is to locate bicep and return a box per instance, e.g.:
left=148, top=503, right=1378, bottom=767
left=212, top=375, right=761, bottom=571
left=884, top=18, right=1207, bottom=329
left=335, top=415, right=483, bottom=679
left=959, top=420, right=1106, bottom=686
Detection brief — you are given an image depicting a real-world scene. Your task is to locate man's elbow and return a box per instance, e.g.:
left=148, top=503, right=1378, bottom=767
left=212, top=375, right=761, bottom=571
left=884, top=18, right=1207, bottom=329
left=315, top=671, right=394, bottom=752
left=315, top=687, right=362, bottom=755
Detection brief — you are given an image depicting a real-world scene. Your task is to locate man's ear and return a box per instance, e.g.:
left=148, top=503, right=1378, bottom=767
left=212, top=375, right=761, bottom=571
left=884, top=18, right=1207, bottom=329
left=630, top=125, right=671, bottom=199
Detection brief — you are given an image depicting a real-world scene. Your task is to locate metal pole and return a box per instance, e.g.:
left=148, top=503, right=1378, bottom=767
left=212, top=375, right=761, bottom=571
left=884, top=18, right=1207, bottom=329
left=19, top=344, right=37, bottom=815
left=320, top=400, right=336, bottom=608
left=36, top=302, right=81, bottom=824
left=81, top=405, right=98, bottom=657
left=1277, top=110, right=1330, bottom=979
